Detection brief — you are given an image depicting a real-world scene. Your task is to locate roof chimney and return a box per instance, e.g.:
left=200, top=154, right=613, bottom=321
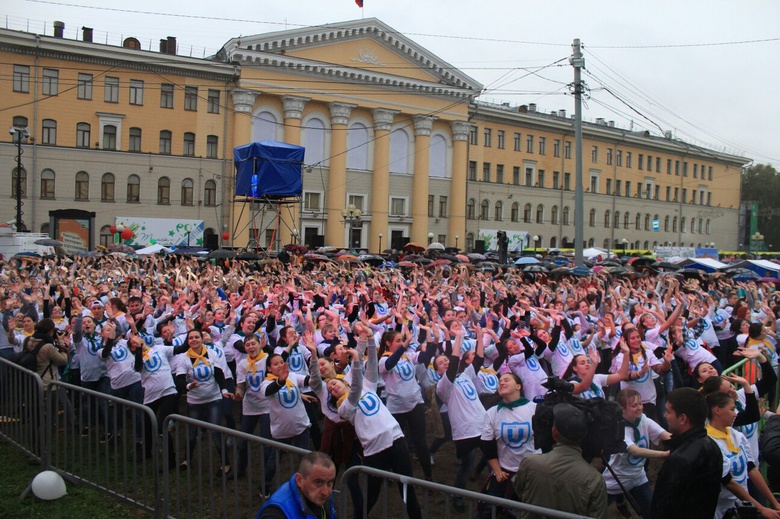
left=82, top=27, right=93, bottom=42
left=596, top=118, right=606, bottom=125
left=53, top=21, right=65, bottom=38
left=159, top=39, right=168, bottom=53
left=608, top=120, right=615, bottom=127
left=558, top=109, right=566, bottom=118
left=166, top=36, right=177, bottom=55
left=519, top=105, right=528, bottom=113
left=528, top=103, right=537, bottom=113
left=550, top=110, right=558, bottom=117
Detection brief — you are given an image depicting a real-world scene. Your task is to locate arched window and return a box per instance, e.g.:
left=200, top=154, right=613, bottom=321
left=466, top=199, right=476, bottom=219
left=680, top=217, right=687, bottom=233
left=11, top=168, right=27, bottom=198
left=664, top=215, right=670, bottom=232
left=127, top=174, right=140, bottom=203
left=643, top=241, right=650, bottom=250
left=589, top=209, right=596, bottom=227
left=76, top=122, right=90, bottom=147
left=466, top=233, right=474, bottom=252
left=99, top=225, right=113, bottom=248
left=157, top=177, right=170, bottom=205
left=614, top=211, right=620, bottom=229
left=389, top=129, right=410, bottom=174
left=181, top=178, right=194, bottom=206
left=672, top=217, right=678, bottom=233
left=549, top=237, right=557, bottom=248
left=252, top=110, right=278, bottom=142
left=690, top=218, right=696, bottom=234
left=183, top=132, right=195, bottom=156
left=511, top=202, right=519, bottom=222
left=42, top=119, right=57, bottom=145
left=75, top=171, right=89, bottom=201
left=603, top=239, right=610, bottom=249
left=159, top=130, right=172, bottom=154
left=40, top=223, right=49, bottom=235
left=346, top=122, right=369, bottom=170
left=204, top=180, right=217, bottom=206
left=706, top=219, right=711, bottom=234
left=429, top=134, right=448, bottom=178
left=40, top=169, right=55, bottom=199
left=536, top=204, right=544, bottom=224
left=524, top=204, right=532, bottom=223
left=494, top=201, right=503, bottom=221
left=624, top=212, right=630, bottom=229
left=635, top=213, right=641, bottom=230
left=101, top=173, right=114, bottom=201
left=644, top=214, right=650, bottom=231
left=588, top=238, right=595, bottom=247
left=302, top=117, right=327, bottom=167
left=102, top=124, right=117, bottom=150
left=563, top=207, right=570, bottom=226
left=481, top=199, right=490, bottom=220
left=551, top=206, right=559, bottom=225
left=604, top=210, right=611, bottom=228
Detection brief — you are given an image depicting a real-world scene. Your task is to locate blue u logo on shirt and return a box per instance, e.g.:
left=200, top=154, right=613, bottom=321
left=628, top=437, right=648, bottom=466
left=396, top=361, right=415, bottom=381
left=731, top=452, right=748, bottom=482
left=288, top=351, right=304, bottom=372
left=278, top=385, right=299, bottom=409
left=144, top=353, right=162, bottom=373
left=358, top=391, right=381, bottom=416
left=192, top=364, right=213, bottom=382
left=247, top=372, right=264, bottom=392
left=501, top=421, right=531, bottom=450
left=110, top=346, right=128, bottom=362
left=526, top=357, right=540, bottom=371
left=456, top=379, right=478, bottom=401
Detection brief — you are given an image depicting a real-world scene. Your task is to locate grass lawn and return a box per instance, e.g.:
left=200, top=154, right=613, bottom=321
left=0, top=441, right=148, bottom=519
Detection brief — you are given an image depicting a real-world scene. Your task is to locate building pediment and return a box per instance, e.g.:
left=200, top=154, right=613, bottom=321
left=218, top=18, right=483, bottom=100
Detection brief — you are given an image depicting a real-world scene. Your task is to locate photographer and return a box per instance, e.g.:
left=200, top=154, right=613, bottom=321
left=513, top=403, right=608, bottom=519
left=29, top=317, right=70, bottom=387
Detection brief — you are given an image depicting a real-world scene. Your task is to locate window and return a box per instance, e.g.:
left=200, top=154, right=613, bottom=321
left=675, top=160, right=680, bottom=175
left=129, top=80, right=144, bottom=105
left=523, top=204, right=532, bottom=223
left=563, top=206, right=570, bottom=226
left=203, top=180, right=216, bottom=207
left=707, top=192, right=712, bottom=206
left=511, top=203, right=519, bottom=222
left=667, top=159, right=672, bottom=174
left=75, top=172, right=89, bottom=201
left=564, top=172, right=571, bottom=190
left=538, top=137, right=546, bottom=155
left=76, top=123, right=91, bottom=148
left=480, top=200, right=490, bottom=220
left=439, top=196, right=448, bottom=218
left=664, top=215, right=670, bottom=232
left=77, top=73, right=93, bottom=99
left=206, top=135, right=218, bottom=158
left=428, top=195, right=434, bottom=217
left=553, top=171, right=560, bottom=189
left=159, top=130, right=172, bottom=154
left=483, top=128, right=492, bottom=147
left=102, top=125, right=117, bottom=150
left=100, top=225, right=113, bottom=248
left=624, top=212, right=630, bottom=229
left=589, top=209, right=596, bottom=227
left=683, top=162, right=689, bottom=176
left=304, top=192, right=321, bottom=211
left=708, top=166, right=713, bottom=180
left=536, top=204, right=544, bottom=224
left=693, top=164, right=698, bottom=178
left=616, top=179, right=622, bottom=196
left=513, top=167, right=520, bottom=185
left=494, top=201, right=503, bottom=221
left=645, top=214, right=651, bottom=231
left=625, top=181, right=631, bottom=197
left=655, top=185, right=660, bottom=200
left=482, top=163, right=491, bottom=182
left=638, top=154, right=644, bottom=170
left=564, top=141, right=571, bottom=159
left=390, top=197, right=406, bottom=216
left=526, top=135, right=534, bottom=153
left=553, top=139, right=561, bottom=157
left=129, top=127, right=141, bottom=152
left=656, top=157, right=661, bottom=172
left=606, top=149, right=613, bottom=165
left=98, top=173, right=114, bottom=201
left=514, top=133, right=521, bottom=152
left=497, top=130, right=505, bottom=149
left=681, top=217, right=687, bottom=232
left=674, top=187, right=679, bottom=201
left=682, top=188, right=688, bottom=203
left=604, top=210, right=611, bottom=228
left=40, top=169, right=55, bottom=199
left=706, top=219, right=711, bottom=234
left=496, top=164, right=504, bottom=184
left=589, top=173, right=599, bottom=194
left=467, top=199, right=476, bottom=220
left=673, top=217, right=678, bottom=233
left=538, top=170, right=545, bottom=188
left=161, top=83, right=174, bottom=108
left=551, top=206, right=559, bottom=225
left=13, top=65, right=31, bottom=93
left=616, top=150, right=623, bottom=166
left=184, top=86, right=198, bottom=111
left=42, top=69, right=59, bottom=96
left=126, top=174, right=140, bottom=203
left=469, top=126, right=478, bottom=145
left=614, top=211, right=620, bottom=229
left=525, top=167, right=534, bottom=187
left=207, top=89, right=220, bottom=113
left=468, top=161, right=477, bottom=181
left=104, top=77, right=119, bottom=102
left=626, top=152, right=632, bottom=168
left=181, top=179, right=194, bottom=206
left=183, top=132, right=195, bottom=156
left=666, top=186, right=671, bottom=201
left=41, top=119, right=57, bottom=145
left=606, top=179, right=612, bottom=195
left=157, top=177, right=170, bottom=204
left=592, top=146, right=598, bottom=163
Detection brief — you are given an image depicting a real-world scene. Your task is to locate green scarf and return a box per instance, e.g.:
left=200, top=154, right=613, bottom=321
left=626, top=417, right=642, bottom=442
left=497, top=397, right=529, bottom=410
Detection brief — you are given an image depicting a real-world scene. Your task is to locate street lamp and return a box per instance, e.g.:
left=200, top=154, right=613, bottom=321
left=621, top=238, right=628, bottom=255
left=341, top=204, right=363, bottom=248
left=751, top=232, right=765, bottom=255
left=428, top=232, right=434, bottom=245
left=378, top=232, right=383, bottom=254
left=532, top=235, right=539, bottom=254
left=9, top=126, right=29, bottom=232
left=455, top=235, right=459, bottom=249
left=291, top=228, right=299, bottom=245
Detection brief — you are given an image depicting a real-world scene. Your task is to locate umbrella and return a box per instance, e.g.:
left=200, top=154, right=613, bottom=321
left=456, top=254, right=470, bottom=263
left=34, top=238, right=64, bottom=247
left=317, top=246, right=338, bottom=253
left=403, top=242, right=426, bottom=253
left=652, top=261, right=682, bottom=271
left=427, top=258, right=452, bottom=268
left=237, top=251, right=260, bottom=260
left=598, top=259, right=623, bottom=267
left=725, top=267, right=755, bottom=276
left=359, top=254, right=384, bottom=265
left=439, top=253, right=461, bottom=262
left=677, top=268, right=705, bottom=279
left=568, top=265, right=592, bottom=277
left=514, top=256, right=540, bottom=265
left=405, top=254, right=426, bottom=263
left=467, top=253, right=487, bottom=261
left=335, top=254, right=360, bottom=262
left=207, top=249, right=237, bottom=260
left=604, top=266, right=632, bottom=276
left=304, top=253, right=331, bottom=262
left=397, top=261, right=418, bottom=268
left=107, top=244, right=135, bottom=254
left=627, top=256, right=655, bottom=266
left=523, top=265, right=549, bottom=273
left=73, top=250, right=98, bottom=258
left=759, top=276, right=780, bottom=283
left=427, top=242, right=445, bottom=251
left=732, top=272, right=759, bottom=282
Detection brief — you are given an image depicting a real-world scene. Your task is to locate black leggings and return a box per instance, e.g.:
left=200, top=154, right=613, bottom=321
left=144, top=393, right=179, bottom=463
left=393, top=403, right=432, bottom=479
left=362, top=437, right=422, bottom=519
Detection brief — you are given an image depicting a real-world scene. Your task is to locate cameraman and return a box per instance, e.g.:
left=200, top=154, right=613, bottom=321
left=513, top=403, right=608, bottom=519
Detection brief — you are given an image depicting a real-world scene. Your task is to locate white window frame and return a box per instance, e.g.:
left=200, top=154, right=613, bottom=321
left=589, top=170, right=600, bottom=194
left=96, top=112, right=125, bottom=151
left=523, top=161, right=536, bottom=187
left=303, top=190, right=324, bottom=212
left=347, top=193, right=367, bottom=213
left=389, top=196, right=408, bottom=217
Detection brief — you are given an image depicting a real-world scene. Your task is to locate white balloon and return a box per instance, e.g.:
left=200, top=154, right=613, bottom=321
left=31, top=470, right=67, bottom=500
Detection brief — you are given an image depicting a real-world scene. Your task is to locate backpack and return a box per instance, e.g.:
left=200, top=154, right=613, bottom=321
left=10, top=337, right=49, bottom=373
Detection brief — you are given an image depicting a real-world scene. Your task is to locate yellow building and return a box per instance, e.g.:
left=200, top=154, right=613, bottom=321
left=0, top=18, right=748, bottom=252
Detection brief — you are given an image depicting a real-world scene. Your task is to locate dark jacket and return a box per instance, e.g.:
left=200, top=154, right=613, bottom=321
left=257, top=474, right=335, bottom=519
left=651, top=425, right=723, bottom=519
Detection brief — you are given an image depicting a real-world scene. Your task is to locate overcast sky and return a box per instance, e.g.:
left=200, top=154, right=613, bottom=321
left=5, top=0, right=779, bottom=168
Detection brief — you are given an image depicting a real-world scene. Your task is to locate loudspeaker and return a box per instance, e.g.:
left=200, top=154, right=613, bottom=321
left=205, top=234, right=218, bottom=251
left=474, top=240, right=485, bottom=253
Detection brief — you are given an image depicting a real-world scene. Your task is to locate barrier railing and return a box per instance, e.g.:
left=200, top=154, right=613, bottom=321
left=0, top=356, right=46, bottom=464
left=46, top=380, right=162, bottom=517
left=339, top=465, right=593, bottom=519
left=162, top=413, right=309, bottom=519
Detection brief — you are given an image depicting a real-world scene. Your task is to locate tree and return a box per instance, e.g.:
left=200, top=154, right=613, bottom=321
left=742, top=163, right=780, bottom=251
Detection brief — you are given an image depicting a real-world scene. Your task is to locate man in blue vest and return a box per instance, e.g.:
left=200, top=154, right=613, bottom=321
left=257, top=451, right=337, bottom=519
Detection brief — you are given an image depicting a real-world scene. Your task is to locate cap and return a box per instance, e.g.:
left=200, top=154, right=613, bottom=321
left=91, top=300, right=104, bottom=308
left=553, top=403, right=588, bottom=443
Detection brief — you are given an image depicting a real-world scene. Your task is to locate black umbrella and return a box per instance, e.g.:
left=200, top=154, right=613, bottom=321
left=523, top=265, right=549, bottom=273
left=677, top=268, right=705, bottom=279
left=359, top=254, right=384, bottom=265
left=237, top=251, right=260, bottom=260
left=208, top=249, right=237, bottom=260
left=34, top=238, right=64, bottom=247
left=651, top=261, right=681, bottom=271
left=568, top=265, right=592, bottom=277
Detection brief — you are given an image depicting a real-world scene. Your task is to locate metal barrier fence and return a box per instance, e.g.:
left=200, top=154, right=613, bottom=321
left=339, top=465, right=593, bottom=519
left=0, top=356, right=46, bottom=464
left=162, top=413, right=309, bottom=519
left=46, top=380, right=162, bottom=517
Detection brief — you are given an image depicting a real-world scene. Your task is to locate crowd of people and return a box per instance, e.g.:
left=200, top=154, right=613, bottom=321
left=2, top=250, right=780, bottom=518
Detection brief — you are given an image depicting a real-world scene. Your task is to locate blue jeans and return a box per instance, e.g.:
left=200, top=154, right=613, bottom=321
left=238, top=413, right=273, bottom=486
left=111, top=381, right=144, bottom=443
left=186, top=399, right=229, bottom=466
left=81, top=376, right=113, bottom=433
left=265, top=428, right=310, bottom=488
left=609, top=481, right=653, bottom=519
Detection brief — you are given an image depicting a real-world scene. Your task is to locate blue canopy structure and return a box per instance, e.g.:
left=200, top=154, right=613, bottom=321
left=234, top=140, right=305, bottom=198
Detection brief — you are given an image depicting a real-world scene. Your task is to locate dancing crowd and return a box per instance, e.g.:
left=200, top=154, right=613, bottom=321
left=3, top=251, right=780, bottom=519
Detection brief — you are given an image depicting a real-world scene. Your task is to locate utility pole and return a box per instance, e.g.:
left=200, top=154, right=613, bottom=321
left=571, top=39, right=585, bottom=267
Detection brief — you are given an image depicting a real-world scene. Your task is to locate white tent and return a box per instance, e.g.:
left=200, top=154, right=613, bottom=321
left=582, top=247, right=616, bottom=260
left=134, top=243, right=172, bottom=255
left=677, top=258, right=728, bottom=272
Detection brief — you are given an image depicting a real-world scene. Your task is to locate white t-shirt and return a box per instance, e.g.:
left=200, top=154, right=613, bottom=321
left=137, top=344, right=178, bottom=404
left=712, top=428, right=753, bottom=519
left=481, top=400, right=539, bottom=472
left=673, top=337, right=716, bottom=372
left=735, top=386, right=760, bottom=465
left=260, top=372, right=310, bottom=440
left=74, top=333, right=108, bottom=382
left=379, top=350, right=424, bottom=414
left=612, top=348, right=661, bottom=404
left=574, top=373, right=609, bottom=400
left=436, top=364, right=487, bottom=441
left=603, top=414, right=667, bottom=493
left=101, top=339, right=141, bottom=390
left=236, top=354, right=269, bottom=416
left=174, top=349, right=223, bottom=405
left=504, top=351, right=548, bottom=402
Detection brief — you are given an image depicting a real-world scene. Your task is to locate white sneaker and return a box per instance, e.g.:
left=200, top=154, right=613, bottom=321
left=430, top=455, right=435, bottom=466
